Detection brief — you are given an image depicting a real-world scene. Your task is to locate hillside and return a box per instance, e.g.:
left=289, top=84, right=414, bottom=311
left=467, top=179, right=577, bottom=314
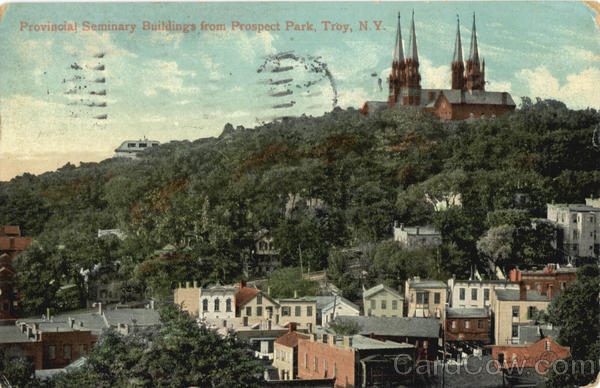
left=1, top=99, right=599, bottom=313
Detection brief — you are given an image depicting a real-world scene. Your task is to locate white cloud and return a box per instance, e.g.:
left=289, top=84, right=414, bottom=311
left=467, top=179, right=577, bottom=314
left=142, top=59, right=198, bottom=96
left=565, top=47, right=600, bottom=63
left=420, top=58, right=449, bottom=89
left=516, top=66, right=600, bottom=109
left=487, top=79, right=512, bottom=93
left=150, top=31, right=184, bottom=48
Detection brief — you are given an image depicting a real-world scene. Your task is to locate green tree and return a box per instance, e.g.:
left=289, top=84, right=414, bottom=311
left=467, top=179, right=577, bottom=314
left=267, top=267, right=319, bottom=299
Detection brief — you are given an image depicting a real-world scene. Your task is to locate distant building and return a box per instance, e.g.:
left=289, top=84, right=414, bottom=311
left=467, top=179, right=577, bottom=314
left=250, top=229, right=280, bottom=276
left=489, top=333, right=569, bottom=374
left=278, top=298, right=317, bottom=332
left=0, top=226, right=33, bottom=324
left=447, top=278, right=518, bottom=309
left=297, top=333, right=416, bottom=387
left=393, top=223, right=441, bottom=250
left=490, top=284, right=554, bottom=345
left=362, top=284, right=404, bottom=317
left=445, top=307, right=489, bottom=344
left=113, top=139, right=160, bottom=159
left=508, top=265, right=577, bottom=297
left=404, top=277, right=447, bottom=319
left=360, top=13, right=515, bottom=120
left=273, top=323, right=309, bottom=380
left=200, top=284, right=237, bottom=321
left=335, top=316, right=440, bottom=361
left=545, top=200, right=600, bottom=259
left=313, top=295, right=360, bottom=326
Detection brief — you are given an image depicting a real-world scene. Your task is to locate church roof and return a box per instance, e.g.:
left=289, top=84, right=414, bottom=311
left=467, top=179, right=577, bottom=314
left=453, top=16, right=463, bottom=63
left=407, top=11, right=419, bottom=61
left=469, top=13, right=480, bottom=64
left=393, top=13, right=404, bottom=62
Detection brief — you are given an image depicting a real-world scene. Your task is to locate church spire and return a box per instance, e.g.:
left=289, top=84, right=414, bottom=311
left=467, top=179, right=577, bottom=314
left=407, top=10, right=419, bottom=62
left=393, top=12, right=404, bottom=62
left=468, top=12, right=479, bottom=65
left=453, top=14, right=463, bottom=63
left=451, top=14, right=466, bottom=90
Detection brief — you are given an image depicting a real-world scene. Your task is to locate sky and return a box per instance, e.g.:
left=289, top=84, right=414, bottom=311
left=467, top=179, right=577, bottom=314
left=0, top=1, right=598, bottom=181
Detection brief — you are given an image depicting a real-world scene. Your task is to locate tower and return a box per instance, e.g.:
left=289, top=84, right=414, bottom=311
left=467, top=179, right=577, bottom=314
left=401, top=11, right=421, bottom=105
left=465, top=13, right=485, bottom=91
left=388, top=12, right=406, bottom=107
left=451, top=15, right=466, bottom=90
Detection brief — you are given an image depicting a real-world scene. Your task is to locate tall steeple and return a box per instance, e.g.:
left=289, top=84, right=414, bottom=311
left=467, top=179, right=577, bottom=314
left=401, top=10, right=421, bottom=105
left=465, top=12, right=485, bottom=91
left=451, top=14, right=466, bottom=90
left=388, top=12, right=407, bottom=107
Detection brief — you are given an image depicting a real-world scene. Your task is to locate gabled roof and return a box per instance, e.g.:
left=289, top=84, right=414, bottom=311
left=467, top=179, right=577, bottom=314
left=446, top=308, right=488, bottom=319
left=235, top=286, right=261, bottom=308
left=275, top=331, right=309, bottom=348
left=337, top=316, right=440, bottom=338
left=439, top=90, right=515, bottom=106
left=363, top=284, right=404, bottom=300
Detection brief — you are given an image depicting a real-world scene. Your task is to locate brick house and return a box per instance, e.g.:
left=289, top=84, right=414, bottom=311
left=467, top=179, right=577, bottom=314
left=445, top=308, right=489, bottom=344
left=509, top=266, right=577, bottom=297
left=488, top=336, right=570, bottom=374
left=362, top=284, right=404, bottom=317
left=273, top=323, right=309, bottom=380
left=0, top=226, right=33, bottom=324
left=335, top=316, right=440, bottom=361
left=297, top=333, right=415, bottom=388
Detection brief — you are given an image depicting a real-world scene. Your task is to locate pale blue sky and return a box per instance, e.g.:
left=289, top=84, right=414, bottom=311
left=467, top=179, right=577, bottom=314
left=0, top=2, right=598, bottom=180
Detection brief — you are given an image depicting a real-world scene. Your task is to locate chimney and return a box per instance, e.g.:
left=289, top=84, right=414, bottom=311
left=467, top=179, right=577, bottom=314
left=416, top=227, right=420, bottom=235
left=150, top=300, right=155, bottom=310
left=519, top=282, right=527, bottom=300
left=239, top=280, right=246, bottom=290
left=267, top=286, right=271, bottom=296
left=185, top=281, right=190, bottom=288
left=328, top=335, right=336, bottom=347
left=46, top=308, right=51, bottom=321
left=68, top=317, right=75, bottom=328
left=288, top=322, right=297, bottom=333
left=400, top=223, right=404, bottom=231
left=193, top=280, right=198, bottom=288
left=94, top=302, right=103, bottom=315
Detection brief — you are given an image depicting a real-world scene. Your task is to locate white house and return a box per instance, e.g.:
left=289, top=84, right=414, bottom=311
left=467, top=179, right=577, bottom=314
left=447, top=278, right=518, bottom=309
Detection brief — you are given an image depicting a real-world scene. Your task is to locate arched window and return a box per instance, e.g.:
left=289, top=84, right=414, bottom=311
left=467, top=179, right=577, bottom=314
left=202, top=299, right=208, bottom=312
left=226, top=298, right=232, bottom=312
left=214, top=298, right=220, bottom=312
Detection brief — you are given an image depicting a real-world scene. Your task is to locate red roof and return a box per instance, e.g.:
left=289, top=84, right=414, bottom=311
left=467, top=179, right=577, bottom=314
left=275, top=331, right=309, bottom=348
left=0, top=237, right=33, bottom=252
left=235, top=286, right=260, bottom=308
left=0, top=226, right=20, bottom=237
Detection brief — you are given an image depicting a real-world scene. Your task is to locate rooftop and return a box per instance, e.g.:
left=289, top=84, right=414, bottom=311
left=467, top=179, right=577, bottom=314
left=548, top=203, right=600, bottom=212
left=363, top=284, right=404, bottom=300
left=350, top=335, right=415, bottom=350
left=0, top=325, right=33, bottom=343
left=409, top=279, right=447, bottom=289
left=336, top=316, right=440, bottom=338
left=446, top=308, right=488, bottom=319
left=395, top=225, right=440, bottom=236
left=275, top=331, right=309, bottom=348
left=494, top=289, right=554, bottom=302
left=519, top=325, right=561, bottom=344
left=235, top=286, right=261, bottom=308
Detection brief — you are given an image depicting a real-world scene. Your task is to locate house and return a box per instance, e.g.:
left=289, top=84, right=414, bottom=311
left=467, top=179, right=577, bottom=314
left=335, top=316, right=440, bottom=361
left=362, top=284, right=404, bottom=317
left=490, top=283, right=555, bottom=345
left=508, top=265, right=577, bottom=296
left=0, top=226, right=33, bottom=324
left=235, top=281, right=280, bottom=326
left=393, top=223, right=441, bottom=250
left=447, top=278, right=518, bottom=309
left=545, top=200, right=600, bottom=259
left=273, top=323, right=310, bottom=380
left=445, top=307, right=489, bottom=344
left=297, top=333, right=416, bottom=388
left=278, top=298, right=317, bottom=332
left=360, top=13, right=515, bottom=120
left=404, top=277, right=447, bottom=319
left=250, top=229, right=280, bottom=276
left=314, top=295, right=360, bottom=326
left=113, top=139, right=160, bottom=159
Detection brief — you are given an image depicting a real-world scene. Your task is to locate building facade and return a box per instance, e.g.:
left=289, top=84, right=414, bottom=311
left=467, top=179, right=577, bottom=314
left=360, top=13, right=515, bottom=120
left=393, top=224, right=441, bottom=250
left=0, top=226, right=33, bottom=324
left=447, top=278, right=519, bottom=309
left=404, top=278, right=447, bottom=319
left=317, top=296, right=360, bottom=326
left=362, top=284, right=404, bottom=317
left=445, top=308, right=489, bottom=343
left=546, top=200, right=600, bottom=259
left=508, top=266, right=577, bottom=297
left=273, top=323, right=309, bottom=380
left=489, top=336, right=570, bottom=374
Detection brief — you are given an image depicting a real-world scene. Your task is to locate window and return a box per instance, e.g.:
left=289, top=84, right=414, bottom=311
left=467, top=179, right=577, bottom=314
left=478, top=320, right=483, bottom=329
left=63, top=345, right=72, bottom=360
left=434, top=292, right=441, bottom=304
left=305, top=353, right=308, bottom=369
left=214, top=298, right=220, bottom=312
left=202, top=299, right=208, bottom=312
left=295, top=306, right=301, bottom=316
left=226, top=298, right=232, bottom=312
left=370, top=300, right=375, bottom=309
left=527, top=306, right=537, bottom=320
left=423, top=340, right=428, bottom=349
left=314, top=356, right=318, bottom=372
left=282, top=306, right=291, bottom=316
left=324, top=359, right=328, bottom=378
left=572, top=215, right=577, bottom=223
left=381, top=300, right=387, bottom=309
left=139, top=143, right=147, bottom=148
left=257, top=307, right=263, bottom=316
left=48, top=345, right=56, bottom=360
left=512, top=306, right=520, bottom=318
left=307, top=306, right=313, bottom=316
left=545, top=341, right=550, bottom=351
left=246, top=307, right=252, bottom=316
left=471, top=289, right=478, bottom=301
left=484, top=289, right=490, bottom=301
left=465, top=320, right=470, bottom=329
left=392, top=300, right=398, bottom=310
left=573, top=230, right=579, bottom=239
left=334, top=362, right=337, bottom=377
left=127, top=143, right=136, bottom=148
left=512, top=324, right=519, bottom=338
left=451, top=321, right=456, bottom=329
left=256, top=294, right=262, bottom=305
left=459, top=288, right=466, bottom=300
left=416, top=292, right=429, bottom=304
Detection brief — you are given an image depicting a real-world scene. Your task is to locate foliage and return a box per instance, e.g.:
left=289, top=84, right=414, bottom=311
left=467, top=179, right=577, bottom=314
left=0, top=347, right=38, bottom=388
left=267, top=267, right=320, bottom=299
left=329, top=319, right=360, bottom=335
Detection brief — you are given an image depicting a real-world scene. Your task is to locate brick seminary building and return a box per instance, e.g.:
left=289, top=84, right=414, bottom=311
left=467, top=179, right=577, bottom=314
left=361, top=12, right=516, bottom=120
